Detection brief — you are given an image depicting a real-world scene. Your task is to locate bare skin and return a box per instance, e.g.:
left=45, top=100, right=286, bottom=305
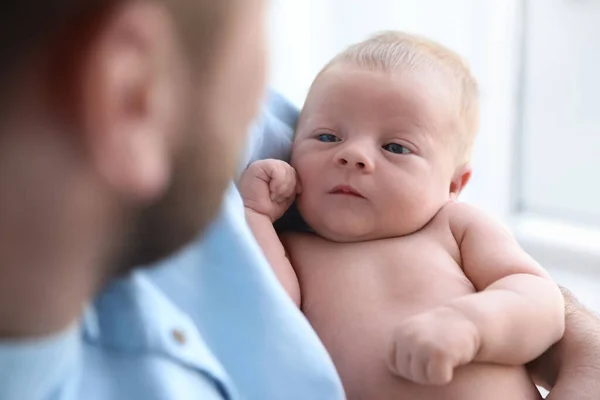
left=240, top=64, right=565, bottom=399
left=529, top=288, right=600, bottom=399
left=284, top=205, right=552, bottom=400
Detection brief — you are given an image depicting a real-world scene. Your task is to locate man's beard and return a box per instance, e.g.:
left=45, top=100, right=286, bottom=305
left=110, top=126, right=238, bottom=274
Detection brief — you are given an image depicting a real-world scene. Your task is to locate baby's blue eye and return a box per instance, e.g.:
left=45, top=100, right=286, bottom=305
left=317, top=133, right=341, bottom=143
left=383, top=143, right=411, bottom=154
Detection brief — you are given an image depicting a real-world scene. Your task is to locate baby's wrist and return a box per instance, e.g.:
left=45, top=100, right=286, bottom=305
left=244, top=206, right=278, bottom=223
left=439, top=305, right=483, bottom=356
left=244, top=205, right=268, bottom=217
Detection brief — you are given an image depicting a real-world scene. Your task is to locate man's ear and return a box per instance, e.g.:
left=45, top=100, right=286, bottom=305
left=449, top=164, right=472, bottom=200
left=77, top=1, right=184, bottom=202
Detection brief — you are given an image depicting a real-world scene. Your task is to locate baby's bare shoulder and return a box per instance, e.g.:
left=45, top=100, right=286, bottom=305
left=435, top=201, right=493, bottom=228
left=437, top=201, right=511, bottom=246
left=436, top=200, right=480, bottom=218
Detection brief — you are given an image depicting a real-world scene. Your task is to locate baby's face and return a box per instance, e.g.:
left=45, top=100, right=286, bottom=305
left=291, top=65, right=461, bottom=242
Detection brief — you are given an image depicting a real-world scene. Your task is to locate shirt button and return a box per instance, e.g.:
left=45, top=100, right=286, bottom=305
left=171, top=329, right=187, bottom=345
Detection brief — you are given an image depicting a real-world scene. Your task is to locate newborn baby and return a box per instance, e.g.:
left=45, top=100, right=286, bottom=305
left=240, top=32, right=564, bottom=400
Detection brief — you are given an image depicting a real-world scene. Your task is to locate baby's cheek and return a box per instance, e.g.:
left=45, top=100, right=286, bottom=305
left=296, top=162, right=323, bottom=188
left=383, top=190, right=437, bottom=234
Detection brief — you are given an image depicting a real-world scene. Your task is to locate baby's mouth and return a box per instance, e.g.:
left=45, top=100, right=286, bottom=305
left=329, top=185, right=365, bottom=198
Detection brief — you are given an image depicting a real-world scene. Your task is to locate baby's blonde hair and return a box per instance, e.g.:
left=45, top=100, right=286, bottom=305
left=320, top=31, right=479, bottom=164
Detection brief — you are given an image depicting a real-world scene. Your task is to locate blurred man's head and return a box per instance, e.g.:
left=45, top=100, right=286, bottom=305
left=0, top=0, right=267, bottom=275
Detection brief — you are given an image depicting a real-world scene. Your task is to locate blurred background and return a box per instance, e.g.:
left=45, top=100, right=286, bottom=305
left=267, top=0, right=600, bottom=314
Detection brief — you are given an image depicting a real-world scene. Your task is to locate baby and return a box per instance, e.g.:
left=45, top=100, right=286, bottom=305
left=239, top=32, right=565, bottom=400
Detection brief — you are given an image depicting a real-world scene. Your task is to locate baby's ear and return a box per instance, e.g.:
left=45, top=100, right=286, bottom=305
left=449, top=164, right=472, bottom=200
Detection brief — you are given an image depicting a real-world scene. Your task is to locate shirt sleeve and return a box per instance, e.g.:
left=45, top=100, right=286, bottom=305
left=0, top=324, right=81, bottom=400
left=238, top=90, right=300, bottom=174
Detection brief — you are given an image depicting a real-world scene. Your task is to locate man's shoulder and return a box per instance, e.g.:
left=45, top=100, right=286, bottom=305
left=84, top=271, right=237, bottom=399
left=81, top=185, right=345, bottom=400
left=241, top=91, right=299, bottom=171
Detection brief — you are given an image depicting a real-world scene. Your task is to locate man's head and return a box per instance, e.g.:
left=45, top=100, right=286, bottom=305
left=291, top=31, right=478, bottom=242
left=0, top=0, right=267, bottom=274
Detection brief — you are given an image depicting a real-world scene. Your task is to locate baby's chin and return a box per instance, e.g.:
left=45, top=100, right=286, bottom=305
left=300, top=209, right=431, bottom=243
left=303, top=216, right=397, bottom=243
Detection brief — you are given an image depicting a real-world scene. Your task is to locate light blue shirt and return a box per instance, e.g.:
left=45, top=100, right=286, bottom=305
left=0, top=92, right=345, bottom=400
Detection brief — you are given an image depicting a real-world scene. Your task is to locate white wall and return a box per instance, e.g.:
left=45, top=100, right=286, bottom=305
left=521, top=0, right=600, bottom=226
left=515, top=0, right=600, bottom=313
left=269, top=0, right=480, bottom=108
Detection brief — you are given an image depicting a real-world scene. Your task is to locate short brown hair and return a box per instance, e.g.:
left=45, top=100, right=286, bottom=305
left=322, top=31, right=479, bottom=164
left=0, top=0, right=238, bottom=88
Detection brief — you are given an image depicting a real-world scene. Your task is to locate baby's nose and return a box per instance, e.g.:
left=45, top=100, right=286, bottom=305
left=335, top=147, right=374, bottom=172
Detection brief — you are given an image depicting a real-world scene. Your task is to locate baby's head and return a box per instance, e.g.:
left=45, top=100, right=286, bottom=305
left=291, top=31, right=479, bottom=242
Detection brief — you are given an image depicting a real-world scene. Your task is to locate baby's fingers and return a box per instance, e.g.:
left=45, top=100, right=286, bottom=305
left=269, top=167, right=296, bottom=203
left=280, top=168, right=299, bottom=201
left=424, top=354, right=454, bottom=385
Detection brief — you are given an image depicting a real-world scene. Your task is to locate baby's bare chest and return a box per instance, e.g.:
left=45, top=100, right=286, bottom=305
left=288, top=234, right=482, bottom=399
left=285, top=233, right=539, bottom=400
left=289, top=232, right=475, bottom=323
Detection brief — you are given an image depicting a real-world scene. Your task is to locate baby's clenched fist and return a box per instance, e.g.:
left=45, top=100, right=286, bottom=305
left=239, top=159, right=301, bottom=222
left=389, top=307, right=481, bottom=386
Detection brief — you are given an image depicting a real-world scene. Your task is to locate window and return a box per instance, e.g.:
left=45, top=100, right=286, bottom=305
left=515, top=0, right=600, bottom=304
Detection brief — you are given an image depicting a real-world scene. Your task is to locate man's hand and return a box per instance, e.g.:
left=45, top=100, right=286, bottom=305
left=389, top=307, right=480, bottom=385
left=527, top=287, right=600, bottom=399
left=239, top=159, right=300, bottom=222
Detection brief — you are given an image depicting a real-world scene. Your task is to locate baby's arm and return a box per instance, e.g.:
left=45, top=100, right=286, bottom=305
left=390, top=202, right=565, bottom=385
left=239, top=159, right=301, bottom=307
left=448, top=202, right=565, bottom=365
